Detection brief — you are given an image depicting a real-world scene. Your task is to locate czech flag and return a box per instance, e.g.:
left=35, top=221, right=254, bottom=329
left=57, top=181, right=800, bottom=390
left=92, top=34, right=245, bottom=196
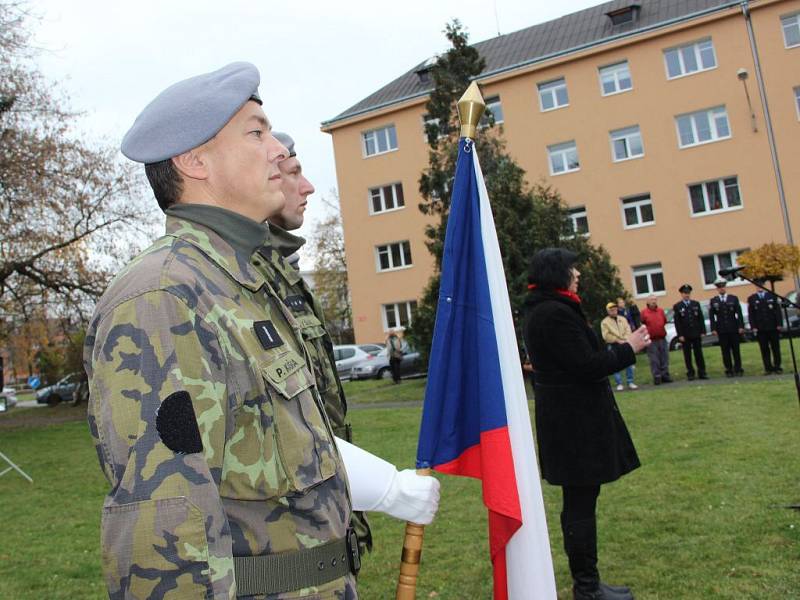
left=416, top=137, right=556, bottom=599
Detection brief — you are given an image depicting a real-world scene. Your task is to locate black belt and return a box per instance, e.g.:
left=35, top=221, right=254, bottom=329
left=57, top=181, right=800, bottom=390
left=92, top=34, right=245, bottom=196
left=234, top=528, right=360, bottom=597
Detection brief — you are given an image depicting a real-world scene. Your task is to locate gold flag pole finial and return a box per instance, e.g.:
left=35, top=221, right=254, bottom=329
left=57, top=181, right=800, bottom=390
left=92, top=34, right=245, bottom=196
left=457, top=81, right=486, bottom=139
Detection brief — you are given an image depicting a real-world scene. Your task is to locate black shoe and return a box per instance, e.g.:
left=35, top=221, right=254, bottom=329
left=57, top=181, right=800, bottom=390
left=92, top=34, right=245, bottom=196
left=774, top=367, right=783, bottom=374
left=726, top=371, right=734, bottom=378
left=735, top=370, right=744, bottom=377
left=661, top=375, right=673, bottom=383
left=699, top=373, right=709, bottom=380
left=654, top=377, right=661, bottom=385
left=764, top=370, right=773, bottom=376
left=687, top=373, right=696, bottom=381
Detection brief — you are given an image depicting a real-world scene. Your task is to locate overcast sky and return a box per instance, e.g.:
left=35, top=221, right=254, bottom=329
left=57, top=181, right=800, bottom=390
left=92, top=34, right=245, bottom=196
left=31, top=0, right=600, bottom=266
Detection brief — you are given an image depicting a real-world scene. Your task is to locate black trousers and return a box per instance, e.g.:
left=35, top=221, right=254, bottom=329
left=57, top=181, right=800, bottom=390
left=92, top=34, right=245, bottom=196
left=718, top=331, right=742, bottom=374
left=757, top=330, right=781, bottom=371
left=389, top=357, right=402, bottom=383
left=681, top=337, right=706, bottom=376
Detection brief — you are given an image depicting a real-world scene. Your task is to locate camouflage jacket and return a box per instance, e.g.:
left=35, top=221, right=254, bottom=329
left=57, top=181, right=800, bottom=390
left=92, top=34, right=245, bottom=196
left=85, top=207, right=355, bottom=599
left=264, top=224, right=372, bottom=554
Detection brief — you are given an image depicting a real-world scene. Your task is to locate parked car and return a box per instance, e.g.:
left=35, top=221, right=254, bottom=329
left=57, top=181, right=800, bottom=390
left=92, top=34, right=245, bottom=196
left=0, top=386, right=17, bottom=411
left=350, top=346, right=423, bottom=380
left=664, top=300, right=752, bottom=351
left=36, top=372, right=81, bottom=405
left=332, top=344, right=383, bottom=380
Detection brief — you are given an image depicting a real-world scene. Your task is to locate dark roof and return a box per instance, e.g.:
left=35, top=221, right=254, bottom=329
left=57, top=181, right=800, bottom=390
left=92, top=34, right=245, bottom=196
left=323, top=0, right=739, bottom=127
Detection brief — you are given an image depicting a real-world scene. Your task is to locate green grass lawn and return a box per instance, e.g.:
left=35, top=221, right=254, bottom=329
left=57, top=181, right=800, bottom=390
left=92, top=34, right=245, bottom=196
left=1, top=364, right=798, bottom=598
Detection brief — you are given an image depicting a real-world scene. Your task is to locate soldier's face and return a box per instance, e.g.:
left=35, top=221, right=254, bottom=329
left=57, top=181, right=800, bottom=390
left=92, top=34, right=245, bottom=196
left=681, top=292, right=691, bottom=301
left=273, top=156, right=315, bottom=231
left=717, top=286, right=727, bottom=295
left=202, top=101, right=288, bottom=221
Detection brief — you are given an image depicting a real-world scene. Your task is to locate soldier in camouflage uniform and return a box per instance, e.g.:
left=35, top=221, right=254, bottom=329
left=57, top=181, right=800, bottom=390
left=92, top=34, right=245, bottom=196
left=266, top=132, right=372, bottom=554
left=85, top=63, right=357, bottom=599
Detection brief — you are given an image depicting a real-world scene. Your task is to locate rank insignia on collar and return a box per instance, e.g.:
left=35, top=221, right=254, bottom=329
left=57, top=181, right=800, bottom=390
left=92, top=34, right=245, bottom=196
left=283, top=295, right=307, bottom=313
left=254, top=320, right=284, bottom=350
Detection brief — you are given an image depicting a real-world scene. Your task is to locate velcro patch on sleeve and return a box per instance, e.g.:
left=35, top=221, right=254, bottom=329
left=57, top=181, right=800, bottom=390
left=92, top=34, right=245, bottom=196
left=283, top=295, right=307, bottom=313
left=156, top=391, right=204, bottom=455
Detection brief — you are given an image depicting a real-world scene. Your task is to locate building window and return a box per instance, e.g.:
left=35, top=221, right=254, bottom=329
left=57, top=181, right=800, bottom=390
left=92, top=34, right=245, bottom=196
left=782, top=13, right=800, bottom=48
left=479, top=95, right=504, bottom=127
left=633, top=263, right=666, bottom=297
left=548, top=141, right=580, bottom=175
left=610, top=125, right=644, bottom=161
left=664, top=38, right=716, bottom=78
left=362, top=125, right=398, bottom=157
left=622, top=194, right=655, bottom=229
left=376, top=241, right=412, bottom=272
left=538, top=78, right=569, bottom=111
left=795, top=86, right=800, bottom=119
left=688, top=176, right=742, bottom=216
left=599, top=61, right=633, bottom=95
left=700, top=250, right=748, bottom=287
left=369, top=183, right=405, bottom=214
left=383, top=300, right=417, bottom=330
left=675, top=106, right=730, bottom=148
left=567, top=206, right=589, bottom=236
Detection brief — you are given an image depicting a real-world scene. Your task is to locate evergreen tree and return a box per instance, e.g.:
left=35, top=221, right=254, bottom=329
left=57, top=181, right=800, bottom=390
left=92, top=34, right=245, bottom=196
left=408, top=21, right=626, bottom=361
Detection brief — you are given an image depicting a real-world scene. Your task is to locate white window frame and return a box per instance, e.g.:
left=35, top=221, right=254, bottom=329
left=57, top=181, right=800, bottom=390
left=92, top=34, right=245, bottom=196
left=610, top=125, right=644, bottom=162
left=699, top=249, right=749, bottom=289
left=675, top=106, right=731, bottom=148
left=632, top=263, right=666, bottom=298
left=369, top=182, right=405, bottom=215
left=538, top=78, right=569, bottom=112
left=598, top=61, right=633, bottom=96
left=567, top=206, right=590, bottom=237
left=782, top=13, right=800, bottom=48
left=621, top=194, right=655, bottom=230
left=663, top=38, right=717, bottom=79
left=547, top=141, right=580, bottom=175
left=479, top=95, right=504, bottom=128
left=382, top=300, right=418, bottom=331
left=362, top=124, right=398, bottom=158
left=375, top=241, right=412, bottom=272
left=688, top=176, right=743, bottom=217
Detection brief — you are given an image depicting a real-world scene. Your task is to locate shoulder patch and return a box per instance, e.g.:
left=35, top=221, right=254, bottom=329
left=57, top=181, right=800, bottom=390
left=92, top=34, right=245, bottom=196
left=156, top=391, right=203, bottom=454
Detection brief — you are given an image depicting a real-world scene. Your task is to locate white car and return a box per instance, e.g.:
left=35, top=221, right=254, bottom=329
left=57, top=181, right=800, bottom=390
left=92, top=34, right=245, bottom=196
left=332, top=344, right=383, bottom=380
left=0, top=386, right=17, bottom=411
left=664, top=300, right=751, bottom=351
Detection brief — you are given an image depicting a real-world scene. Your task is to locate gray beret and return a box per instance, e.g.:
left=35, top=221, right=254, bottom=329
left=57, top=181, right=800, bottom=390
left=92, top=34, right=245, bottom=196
left=273, top=132, right=296, bottom=157
left=121, top=61, right=261, bottom=163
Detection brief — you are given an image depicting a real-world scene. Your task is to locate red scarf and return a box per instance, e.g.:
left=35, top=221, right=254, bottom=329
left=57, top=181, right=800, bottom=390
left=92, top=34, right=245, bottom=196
left=527, top=284, right=581, bottom=304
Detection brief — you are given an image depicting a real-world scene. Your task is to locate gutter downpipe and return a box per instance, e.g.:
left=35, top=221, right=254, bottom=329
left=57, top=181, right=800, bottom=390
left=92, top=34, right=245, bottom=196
left=740, top=0, right=798, bottom=289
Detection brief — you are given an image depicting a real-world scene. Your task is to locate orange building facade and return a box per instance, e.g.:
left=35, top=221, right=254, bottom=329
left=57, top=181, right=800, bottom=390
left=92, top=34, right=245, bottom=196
left=323, top=0, right=800, bottom=344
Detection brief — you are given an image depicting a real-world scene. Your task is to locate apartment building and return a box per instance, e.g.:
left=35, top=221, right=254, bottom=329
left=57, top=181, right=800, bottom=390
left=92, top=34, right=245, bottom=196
left=322, top=0, right=800, bottom=344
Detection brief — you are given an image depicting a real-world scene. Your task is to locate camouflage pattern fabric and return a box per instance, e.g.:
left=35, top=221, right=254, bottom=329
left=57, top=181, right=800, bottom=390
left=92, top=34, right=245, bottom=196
left=262, top=225, right=372, bottom=555
left=85, top=215, right=356, bottom=599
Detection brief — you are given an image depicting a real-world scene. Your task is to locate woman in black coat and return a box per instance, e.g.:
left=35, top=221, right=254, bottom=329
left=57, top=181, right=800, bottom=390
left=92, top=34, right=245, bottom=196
left=523, top=248, right=650, bottom=600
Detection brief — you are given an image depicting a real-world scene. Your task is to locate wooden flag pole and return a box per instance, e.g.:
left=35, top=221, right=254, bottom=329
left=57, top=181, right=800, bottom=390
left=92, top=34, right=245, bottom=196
left=395, top=468, right=431, bottom=600
left=394, top=82, right=486, bottom=600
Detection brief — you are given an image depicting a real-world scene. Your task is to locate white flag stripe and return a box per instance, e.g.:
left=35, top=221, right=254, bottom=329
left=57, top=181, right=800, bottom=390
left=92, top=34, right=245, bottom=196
left=473, top=153, right=557, bottom=599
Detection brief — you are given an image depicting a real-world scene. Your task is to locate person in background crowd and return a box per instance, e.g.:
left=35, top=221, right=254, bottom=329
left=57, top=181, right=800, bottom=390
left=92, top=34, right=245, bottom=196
left=616, top=296, right=641, bottom=330
left=709, top=279, right=745, bottom=377
left=524, top=247, right=650, bottom=600
left=385, top=327, right=405, bottom=384
left=602, top=303, right=638, bottom=391
left=748, top=280, right=784, bottom=375
left=640, top=295, right=672, bottom=385
left=673, top=284, right=708, bottom=381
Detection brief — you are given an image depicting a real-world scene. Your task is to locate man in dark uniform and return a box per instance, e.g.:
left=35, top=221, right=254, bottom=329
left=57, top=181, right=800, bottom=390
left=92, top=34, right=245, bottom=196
left=673, top=284, right=708, bottom=380
left=710, top=279, right=745, bottom=377
left=748, top=281, right=783, bottom=374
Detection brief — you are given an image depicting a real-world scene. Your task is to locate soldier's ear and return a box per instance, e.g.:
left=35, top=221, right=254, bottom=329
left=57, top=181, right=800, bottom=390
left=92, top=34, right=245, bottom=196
left=172, top=150, right=209, bottom=182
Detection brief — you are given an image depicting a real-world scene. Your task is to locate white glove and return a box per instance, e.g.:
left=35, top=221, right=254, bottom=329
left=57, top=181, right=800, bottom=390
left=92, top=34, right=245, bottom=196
left=335, top=437, right=441, bottom=524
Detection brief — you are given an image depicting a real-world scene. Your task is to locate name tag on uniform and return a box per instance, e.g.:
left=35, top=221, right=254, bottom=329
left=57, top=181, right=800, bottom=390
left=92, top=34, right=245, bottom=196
left=254, top=320, right=284, bottom=350
left=264, top=349, right=304, bottom=383
left=283, top=295, right=307, bottom=313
